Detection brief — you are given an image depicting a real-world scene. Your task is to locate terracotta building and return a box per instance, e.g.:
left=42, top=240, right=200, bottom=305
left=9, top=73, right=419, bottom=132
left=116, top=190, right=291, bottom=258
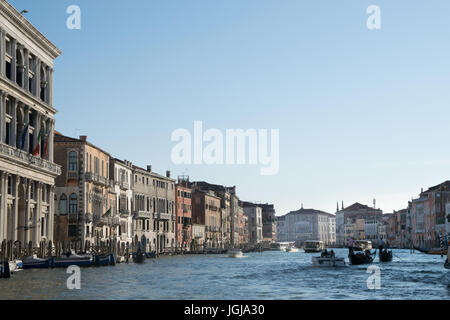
left=175, top=176, right=192, bottom=250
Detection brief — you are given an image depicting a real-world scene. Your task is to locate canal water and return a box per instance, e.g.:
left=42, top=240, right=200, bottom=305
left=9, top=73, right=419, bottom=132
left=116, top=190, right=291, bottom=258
left=0, top=248, right=449, bottom=300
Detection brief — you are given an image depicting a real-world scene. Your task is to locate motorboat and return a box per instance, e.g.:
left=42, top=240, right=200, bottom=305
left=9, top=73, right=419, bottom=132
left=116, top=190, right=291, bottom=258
left=53, top=251, right=93, bottom=268
left=303, top=241, right=325, bottom=253
left=348, top=248, right=374, bottom=265
left=312, top=256, right=346, bottom=267
left=227, top=248, right=244, bottom=258
left=285, top=244, right=299, bottom=252
left=22, top=255, right=52, bottom=269
left=270, top=242, right=290, bottom=251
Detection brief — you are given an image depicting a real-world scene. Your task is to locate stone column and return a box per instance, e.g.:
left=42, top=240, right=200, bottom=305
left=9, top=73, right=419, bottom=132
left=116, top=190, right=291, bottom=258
left=10, top=38, right=16, bottom=82
left=11, top=175, right=19, bottom=241
left=35, top=58, right=40, bottom=99
left=0, top=28, right=4, bottom=76
left=46, top=67, right=52, bottom=105
left=32, top=182, right=42, bottom=245
left=23, top=47, right=29, bottom=91
left=25, top=179, right=31, bottom=244
left=0, top=90, right=4, bottom=144
left=0, top=172, right=4, bottom=241
left=48, top=185, right=55, bottom=242
left=10, top=98, right=17, bottom=148
left=49, top=119, right=54, bottom=161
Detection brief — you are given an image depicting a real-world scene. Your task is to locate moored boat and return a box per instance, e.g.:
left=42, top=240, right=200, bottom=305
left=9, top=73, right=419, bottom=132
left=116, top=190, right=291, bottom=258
left=9, top=260, right=22, bottom=273
left=53, top=251, right=93, bottom=268
left=93, top=254, right=115, bottom=266
left=414, top=246, right=447, bottom=255
left=22, top=255, right=52, bottom=269
left=227, top=248, right=244, bottom=258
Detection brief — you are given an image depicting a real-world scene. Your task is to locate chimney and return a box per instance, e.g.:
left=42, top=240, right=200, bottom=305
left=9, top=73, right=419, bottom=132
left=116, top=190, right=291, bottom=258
left=79, top=136, right=87, bottom=142
left=147, top=165, right=152, bottom=173
left=166, top=170, right=171, bottom=178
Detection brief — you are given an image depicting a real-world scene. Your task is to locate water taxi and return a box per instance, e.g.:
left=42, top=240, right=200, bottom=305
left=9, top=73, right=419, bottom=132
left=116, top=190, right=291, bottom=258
left=303, top=241, right=325, bottom=253
left=227, top=248, right=244, bottom=258
left=312, top=256, right=346, bottom=267
left=270, top=242, right=290, bottom=251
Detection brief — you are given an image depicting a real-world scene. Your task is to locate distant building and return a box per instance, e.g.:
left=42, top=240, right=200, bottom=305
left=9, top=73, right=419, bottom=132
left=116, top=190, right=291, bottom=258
left=276, top=207, right=336, bottom=246
left=175, top=176, right=192, bottom=250
left=409, top=181, right=450, bottom=248
left=336, top=202, right=382, bottom=245
left=192, top=189, right=221, bottom=249
left=242, top=202, right=263, bottom=244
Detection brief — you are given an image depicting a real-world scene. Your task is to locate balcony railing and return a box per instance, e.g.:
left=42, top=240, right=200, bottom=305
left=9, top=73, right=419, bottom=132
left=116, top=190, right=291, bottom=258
left=134, top=211, right=151, bottom=219
left=85, top=172, right=108, bottom=186
left=0, top=142, right=61, bottom=176
left=153, top=212, right=172, bottom=220
left=119, top=209, right=130, bottom=217
left=118, top=181, right=129, bottom=190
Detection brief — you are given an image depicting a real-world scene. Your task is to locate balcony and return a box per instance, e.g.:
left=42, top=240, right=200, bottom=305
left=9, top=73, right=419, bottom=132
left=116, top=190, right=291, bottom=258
left=118, top=180, right=129, bottom=190
left=85, top=172, right=108, bottom=186
left=0, top=142, right=61, bottom=176
left=134, top=211, right=151, bottom=219
left=119, top=209, right=130, bottom=217
left=153, top=212, right=172, bottom=220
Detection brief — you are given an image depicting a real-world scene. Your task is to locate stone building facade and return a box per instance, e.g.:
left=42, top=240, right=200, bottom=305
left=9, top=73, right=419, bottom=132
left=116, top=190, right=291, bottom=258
left=192, top=189, right=221, bottom=249
left=133, top=168, right=176, bottom=253
left=54, top=134, right=119, bottom=248
left=0, top=2, right=61, bottom=246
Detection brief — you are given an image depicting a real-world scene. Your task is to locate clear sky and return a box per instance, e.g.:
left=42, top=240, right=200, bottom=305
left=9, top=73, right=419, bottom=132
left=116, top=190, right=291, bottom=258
left=9, top=0, right=450, bottom=216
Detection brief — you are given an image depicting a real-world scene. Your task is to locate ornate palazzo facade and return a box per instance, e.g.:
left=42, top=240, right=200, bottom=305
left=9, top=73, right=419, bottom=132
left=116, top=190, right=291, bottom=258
left=0, top=2, right=61, bottom=245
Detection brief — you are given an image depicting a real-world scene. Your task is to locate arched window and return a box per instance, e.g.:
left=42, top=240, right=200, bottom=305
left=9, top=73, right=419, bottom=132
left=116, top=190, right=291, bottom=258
left=69, top=193, right=77, bottom=214
left=68, top=151, right=77, bottom=171
left=60, top=194, right=67, bottom=215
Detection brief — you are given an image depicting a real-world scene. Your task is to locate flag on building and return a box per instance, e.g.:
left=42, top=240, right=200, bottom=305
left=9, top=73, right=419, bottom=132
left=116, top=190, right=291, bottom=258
left=32, top=129, right=42, bottom=156
left=19, top=123, right=29, bottom=150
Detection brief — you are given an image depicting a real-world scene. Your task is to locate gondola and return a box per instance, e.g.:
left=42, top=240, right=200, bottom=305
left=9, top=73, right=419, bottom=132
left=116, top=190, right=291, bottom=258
left=132, top=251, right=146, bottom=264
left=379, top=249, right=393, bottom=262
left=348, top=248, right=374, bottom=265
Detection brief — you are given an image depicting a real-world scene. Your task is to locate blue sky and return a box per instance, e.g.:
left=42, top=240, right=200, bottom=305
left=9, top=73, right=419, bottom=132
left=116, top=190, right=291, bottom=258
left=10, top=0, right=450, bottom=215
